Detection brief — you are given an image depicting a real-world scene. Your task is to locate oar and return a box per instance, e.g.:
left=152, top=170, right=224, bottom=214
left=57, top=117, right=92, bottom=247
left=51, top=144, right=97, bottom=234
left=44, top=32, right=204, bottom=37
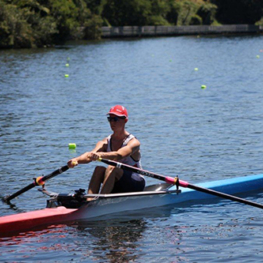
left=98, top=158, right=263, bottom=210
left=3, top=165, right=69, bottom=203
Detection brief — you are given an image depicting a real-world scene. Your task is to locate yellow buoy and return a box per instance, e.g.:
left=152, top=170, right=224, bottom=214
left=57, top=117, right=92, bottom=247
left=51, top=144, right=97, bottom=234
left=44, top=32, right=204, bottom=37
left=68, top=143, right=76, bottom=150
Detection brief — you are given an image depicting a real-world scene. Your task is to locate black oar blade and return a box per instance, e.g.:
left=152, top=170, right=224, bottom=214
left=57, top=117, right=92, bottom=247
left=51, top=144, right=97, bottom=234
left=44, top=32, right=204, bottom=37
left=1, top=195, right=17, bottom=210
left=3, top=183, right=36, bottom=203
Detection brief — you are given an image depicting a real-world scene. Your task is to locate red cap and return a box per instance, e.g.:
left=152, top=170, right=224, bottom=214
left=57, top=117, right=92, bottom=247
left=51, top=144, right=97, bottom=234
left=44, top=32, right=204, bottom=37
left=107, top=105, right=128, bottom=119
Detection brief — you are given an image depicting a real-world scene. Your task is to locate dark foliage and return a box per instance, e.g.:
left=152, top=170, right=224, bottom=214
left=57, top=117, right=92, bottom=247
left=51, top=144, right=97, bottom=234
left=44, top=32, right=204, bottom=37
left=1, top=0, right=262, bottom=48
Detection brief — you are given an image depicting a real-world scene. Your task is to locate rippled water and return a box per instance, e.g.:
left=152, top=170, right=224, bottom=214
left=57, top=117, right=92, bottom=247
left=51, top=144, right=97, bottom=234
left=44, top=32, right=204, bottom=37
left=1, top=35, right=263, bottom=262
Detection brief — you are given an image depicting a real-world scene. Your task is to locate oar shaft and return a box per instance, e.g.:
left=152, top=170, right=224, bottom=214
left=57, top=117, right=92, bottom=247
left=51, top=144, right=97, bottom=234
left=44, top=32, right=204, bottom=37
left=185, top=182, right=263, bottom=209
left=4, top=165, right=69, bottom=202
left=99, top=158, right=263, bottom=209
left=99, top=158, right=171, bottom=183
left=42, top=165, right=69, bottom=181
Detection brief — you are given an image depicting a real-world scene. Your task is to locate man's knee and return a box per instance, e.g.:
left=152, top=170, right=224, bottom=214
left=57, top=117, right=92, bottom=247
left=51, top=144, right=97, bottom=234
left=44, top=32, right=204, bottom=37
left=106, top=166, right=123, bottom=180
left=93, top=166, right=106, bottom=180
left=94, top=166, right=106, bottom=174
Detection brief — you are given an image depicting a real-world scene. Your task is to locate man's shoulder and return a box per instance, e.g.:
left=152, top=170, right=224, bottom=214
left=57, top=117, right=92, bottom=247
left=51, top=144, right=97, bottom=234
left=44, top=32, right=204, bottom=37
left=127, top=135, right=140, bottom=145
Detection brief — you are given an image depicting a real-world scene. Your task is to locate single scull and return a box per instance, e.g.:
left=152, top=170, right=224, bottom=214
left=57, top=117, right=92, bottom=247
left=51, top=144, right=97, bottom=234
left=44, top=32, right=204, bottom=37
left=1, top=159, right=263, bottom=236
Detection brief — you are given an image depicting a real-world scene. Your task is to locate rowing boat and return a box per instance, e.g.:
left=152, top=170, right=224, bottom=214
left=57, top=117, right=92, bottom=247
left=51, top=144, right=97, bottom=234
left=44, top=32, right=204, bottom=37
left=1, top=172, right=263, bottom=236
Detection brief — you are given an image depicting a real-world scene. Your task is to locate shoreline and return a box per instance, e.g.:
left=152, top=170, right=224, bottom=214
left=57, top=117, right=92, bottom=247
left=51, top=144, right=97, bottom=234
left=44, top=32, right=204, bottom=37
left=101, top=24, right=263, bottom=38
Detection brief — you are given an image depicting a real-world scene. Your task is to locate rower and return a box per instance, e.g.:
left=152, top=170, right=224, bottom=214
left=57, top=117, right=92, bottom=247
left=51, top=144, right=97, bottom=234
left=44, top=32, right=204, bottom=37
left=67, top=105, right=145, bottom=199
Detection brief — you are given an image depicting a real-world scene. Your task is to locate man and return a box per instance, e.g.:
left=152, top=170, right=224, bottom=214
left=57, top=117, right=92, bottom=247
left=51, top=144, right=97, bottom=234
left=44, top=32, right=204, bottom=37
left=68, top=105, right=145, bottom=196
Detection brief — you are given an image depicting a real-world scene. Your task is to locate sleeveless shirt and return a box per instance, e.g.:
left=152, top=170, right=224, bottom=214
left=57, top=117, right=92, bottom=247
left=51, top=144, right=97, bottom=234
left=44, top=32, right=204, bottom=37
left=106, top=134, right=143, bottom=178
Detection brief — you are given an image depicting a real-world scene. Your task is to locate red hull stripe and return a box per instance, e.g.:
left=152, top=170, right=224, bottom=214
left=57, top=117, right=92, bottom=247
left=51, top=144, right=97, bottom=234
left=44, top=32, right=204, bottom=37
left=0, top=207, right=78, bottom=236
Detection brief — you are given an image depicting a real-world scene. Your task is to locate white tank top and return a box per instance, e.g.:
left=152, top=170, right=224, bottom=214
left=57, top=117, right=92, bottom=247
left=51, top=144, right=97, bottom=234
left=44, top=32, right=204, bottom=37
left=106, top=133, right=142, bottom=169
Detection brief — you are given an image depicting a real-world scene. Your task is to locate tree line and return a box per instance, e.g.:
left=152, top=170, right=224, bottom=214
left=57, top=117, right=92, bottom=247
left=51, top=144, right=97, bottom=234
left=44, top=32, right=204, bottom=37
left=1, top=0, right=263, bottom=48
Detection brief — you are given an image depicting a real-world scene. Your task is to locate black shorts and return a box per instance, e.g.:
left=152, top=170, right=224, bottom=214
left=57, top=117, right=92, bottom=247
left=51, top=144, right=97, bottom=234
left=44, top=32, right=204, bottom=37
left=111, top=170, right=145, bottom=193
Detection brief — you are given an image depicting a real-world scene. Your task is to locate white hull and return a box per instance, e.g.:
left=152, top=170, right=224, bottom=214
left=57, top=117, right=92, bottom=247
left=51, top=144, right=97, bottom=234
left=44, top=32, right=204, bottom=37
left=73, top=173, right=263, bottom=220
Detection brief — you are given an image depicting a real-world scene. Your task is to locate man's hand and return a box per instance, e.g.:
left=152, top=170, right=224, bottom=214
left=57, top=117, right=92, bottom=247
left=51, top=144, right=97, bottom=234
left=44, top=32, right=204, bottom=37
left=67, top=159, right=78, bottom=168
left=89, top=152, right=101, bottom=161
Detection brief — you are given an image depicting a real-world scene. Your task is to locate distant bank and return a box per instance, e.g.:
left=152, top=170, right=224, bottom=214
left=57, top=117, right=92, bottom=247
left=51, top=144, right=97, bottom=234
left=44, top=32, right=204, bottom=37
left=101, top=25, right=263, bottom=38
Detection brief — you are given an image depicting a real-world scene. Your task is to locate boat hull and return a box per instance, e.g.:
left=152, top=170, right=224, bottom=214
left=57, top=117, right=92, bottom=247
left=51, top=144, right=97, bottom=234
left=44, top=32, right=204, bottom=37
left=1, top=174, right=263, bottom=236
left=73, top=173, right=263, bottom=220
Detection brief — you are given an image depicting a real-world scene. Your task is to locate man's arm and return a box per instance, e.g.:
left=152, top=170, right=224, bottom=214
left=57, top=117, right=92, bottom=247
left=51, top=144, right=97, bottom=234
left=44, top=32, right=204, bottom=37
left=93, top=138, right=140, bottom=161
left=68, top=138, right=108, bottom=167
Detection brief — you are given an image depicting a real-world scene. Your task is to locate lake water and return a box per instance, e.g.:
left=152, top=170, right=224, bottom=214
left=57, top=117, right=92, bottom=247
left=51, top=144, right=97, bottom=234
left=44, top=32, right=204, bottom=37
left=1, top=34, right=263, bottom=262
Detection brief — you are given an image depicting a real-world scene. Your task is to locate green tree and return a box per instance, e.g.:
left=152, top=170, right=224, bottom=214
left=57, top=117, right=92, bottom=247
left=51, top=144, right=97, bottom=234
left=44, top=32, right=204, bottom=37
left=0, top=1, right=35, bottom=48
left=0, top=0, right=58, bottom=48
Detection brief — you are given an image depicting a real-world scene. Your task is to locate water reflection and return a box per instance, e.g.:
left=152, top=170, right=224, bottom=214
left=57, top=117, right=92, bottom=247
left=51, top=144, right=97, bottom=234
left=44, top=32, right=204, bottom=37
left=78, top=219, right=146, bottom=262
left=73, top=205, right=180, bottom=262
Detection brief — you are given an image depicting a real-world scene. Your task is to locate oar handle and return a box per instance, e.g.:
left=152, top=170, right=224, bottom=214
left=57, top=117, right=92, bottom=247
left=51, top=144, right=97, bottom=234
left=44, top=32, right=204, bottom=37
left=98, top=158, right=263, bottom=210
left=4, top=165, right=69, bottom=203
